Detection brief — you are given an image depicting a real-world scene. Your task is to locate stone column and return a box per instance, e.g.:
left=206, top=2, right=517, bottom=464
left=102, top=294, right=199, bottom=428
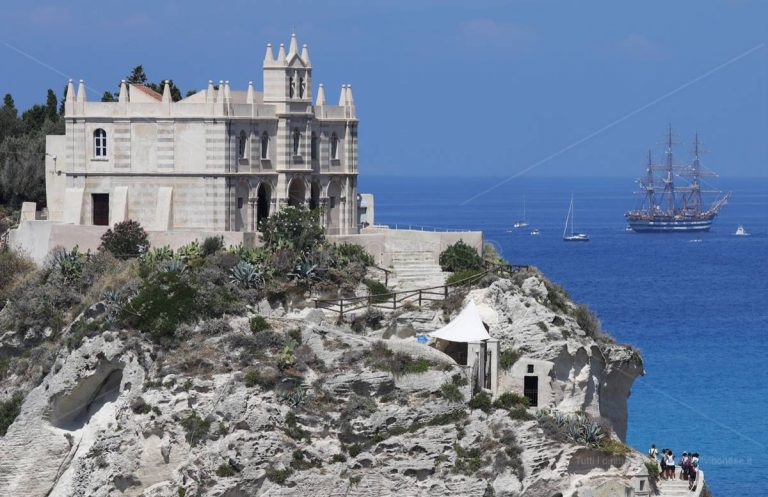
left=486, top=339, right=499, bottom=397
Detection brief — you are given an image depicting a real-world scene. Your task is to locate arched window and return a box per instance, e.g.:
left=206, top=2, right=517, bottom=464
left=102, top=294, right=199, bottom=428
left=288, top=76, right=294, bottom=98
left=330, top=133, right=339, bottom=160
left=260, top=132, right=269, bottom=160
left=292, top=129, right=301, bottom=156
left=299, top=77, right=305, bottom=98
left=94, top=128, right=107, bottom=157
left=238, top=130, right=247, bottom=159
left=310, top=132, right=318, bottom=160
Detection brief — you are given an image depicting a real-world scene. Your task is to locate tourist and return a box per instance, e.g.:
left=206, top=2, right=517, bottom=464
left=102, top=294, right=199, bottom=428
left=648, top=443, right=658, bottom=461
left=663, top=450, right=676, bottom=480
left=659, top=449, right=667, bottom=479
left=679, top=452, right=690, bottom=480
left=689, top=460, right=699, bottom=490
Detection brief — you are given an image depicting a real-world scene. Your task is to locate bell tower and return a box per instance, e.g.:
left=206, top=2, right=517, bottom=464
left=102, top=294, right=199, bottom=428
left=263, top=33, right=312, bottom=104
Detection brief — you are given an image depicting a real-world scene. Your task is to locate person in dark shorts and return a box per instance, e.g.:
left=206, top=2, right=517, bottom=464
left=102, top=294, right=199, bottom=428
left=663, top=450, right=675, bottom=479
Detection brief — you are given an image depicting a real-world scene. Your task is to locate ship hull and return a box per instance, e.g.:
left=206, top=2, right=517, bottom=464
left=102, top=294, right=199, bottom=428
left=625, top=216, right=714, bottom=232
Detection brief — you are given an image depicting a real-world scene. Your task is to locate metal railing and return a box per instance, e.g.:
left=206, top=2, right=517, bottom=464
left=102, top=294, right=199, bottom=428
left=382, top=223, right=474, bottom=233
left=315, top=263, right=529, bottom=317
left=368, top=265, right=392, bottom=287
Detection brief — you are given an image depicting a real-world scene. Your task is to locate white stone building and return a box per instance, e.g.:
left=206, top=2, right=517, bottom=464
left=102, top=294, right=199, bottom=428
left=45, top=33, right=359, bottom=235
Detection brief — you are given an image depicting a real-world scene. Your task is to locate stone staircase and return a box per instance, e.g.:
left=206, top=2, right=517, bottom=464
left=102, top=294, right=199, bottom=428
left=657, top=471, right=701, bottom=496
left=390, top=251, right=447, bottom=290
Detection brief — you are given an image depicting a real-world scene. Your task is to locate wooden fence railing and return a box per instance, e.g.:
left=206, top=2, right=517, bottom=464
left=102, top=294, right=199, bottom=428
left=315, top=263, right=530, bottom=317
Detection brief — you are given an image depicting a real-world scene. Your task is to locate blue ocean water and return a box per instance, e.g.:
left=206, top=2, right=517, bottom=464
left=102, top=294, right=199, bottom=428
left=360, top=175, right=768, bottom=496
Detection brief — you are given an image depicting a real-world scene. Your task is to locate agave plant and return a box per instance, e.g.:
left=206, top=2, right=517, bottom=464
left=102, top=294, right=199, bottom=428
left=230, top=261, right=262, bottom=288
left=51, top=246, right=88, bottom=284
left=289, top=256, right=318, bottom=281
left=102, top=289, right=129, bottom=324
left=161, top=258, right=187, bottom=273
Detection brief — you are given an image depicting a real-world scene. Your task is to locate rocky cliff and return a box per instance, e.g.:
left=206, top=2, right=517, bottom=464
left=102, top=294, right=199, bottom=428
left=0, top=272, right=648, bottom=497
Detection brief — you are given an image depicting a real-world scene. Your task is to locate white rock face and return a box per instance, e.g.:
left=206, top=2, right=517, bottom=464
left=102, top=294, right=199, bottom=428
left=0, top=275, right=647, bottom=497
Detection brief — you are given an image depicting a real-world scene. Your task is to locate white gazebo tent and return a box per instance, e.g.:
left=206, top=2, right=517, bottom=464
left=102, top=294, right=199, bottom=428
left=429, top=300, right=499, bottom=395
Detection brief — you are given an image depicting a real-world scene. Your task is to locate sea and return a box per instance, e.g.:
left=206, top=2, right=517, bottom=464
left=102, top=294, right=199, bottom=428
left=360, top=175, right=768, bottom=496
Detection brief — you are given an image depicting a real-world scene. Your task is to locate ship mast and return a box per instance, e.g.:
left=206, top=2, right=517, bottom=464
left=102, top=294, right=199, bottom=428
left=689, top=133, right=703, bottom=214
left=663, top=125, right=676, bottom=214
left=644, top=149, right=655, bottom=212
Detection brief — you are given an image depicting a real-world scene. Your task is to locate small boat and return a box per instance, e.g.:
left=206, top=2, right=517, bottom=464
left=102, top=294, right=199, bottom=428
left=689, top=239, right=703, bottom=243
left=563, top=195, right=589, bottom=242
left=734, top=225, right=750, bottom=236
left=512, top=196, right=529, bottom=228
left=625, top=226, right=634, bottom=232
left=530, top=228, right=540, bottom=236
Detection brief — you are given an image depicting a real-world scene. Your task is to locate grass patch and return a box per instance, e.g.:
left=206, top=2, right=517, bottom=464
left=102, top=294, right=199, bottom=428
left=265, top=467, right=293, bottom=485
left=215, top=462, right=238, bottom=477
left=249, top=315, right=271, bottom=333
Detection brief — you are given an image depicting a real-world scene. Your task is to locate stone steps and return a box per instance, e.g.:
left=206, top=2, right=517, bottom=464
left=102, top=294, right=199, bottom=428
left=390, top=252, right=446, bottom=291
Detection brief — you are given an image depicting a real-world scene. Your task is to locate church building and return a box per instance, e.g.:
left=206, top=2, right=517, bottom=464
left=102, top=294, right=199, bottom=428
left=44, top=33, right=359, bottom=235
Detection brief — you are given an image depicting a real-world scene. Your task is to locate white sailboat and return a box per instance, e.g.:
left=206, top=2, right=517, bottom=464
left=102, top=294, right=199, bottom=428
left=512, top=196, right=529, bottom=228
left=563, top=195, right=589, bottom=242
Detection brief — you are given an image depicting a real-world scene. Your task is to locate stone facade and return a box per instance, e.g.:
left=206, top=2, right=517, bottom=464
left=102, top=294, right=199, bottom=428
left=45, top=33, right=359, bottom=235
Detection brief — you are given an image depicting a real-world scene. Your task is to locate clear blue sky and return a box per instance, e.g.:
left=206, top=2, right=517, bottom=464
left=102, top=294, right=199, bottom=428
left=2, top=0, right=766, bottom=177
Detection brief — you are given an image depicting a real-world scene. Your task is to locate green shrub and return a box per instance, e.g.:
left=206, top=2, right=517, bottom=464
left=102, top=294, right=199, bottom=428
left=446, top=268, right=484, bottom=286
left=482, top=242, right=505, bottom=267
left=284, top=411, right=311, bottom=442
left=243, top=369, right=260, bottom=388
left=123, top=270, right=197, bottom=342
left=440, top=381, right=464, bottom=402
left=498, top=349, right=521, bottom=370
left=0, top=250, right=34, bottom=308
left=645, top=460, right=660, bottom=480
left=452, top=443, right=485, bottom=475
left=202, top=236, right=224, bottom=256
left=249, top=315, right=270, bottom=333
left=468, top=391, right=492, bottom=413
left=347, top=443, right=362, bottom=457
left=543, top=279, right=570, bottom=313
left=574, top=304, right=602, bottom=338
left=369, top=348, right=432, bottom=376
left=265, top=467, right=293, bottom=485
left=492, top=392, right=530, bottom=410
left=334, top=243, right=374, bottom=266
left=180, top=412, right=210, bottom=446
left=439, top=240, right=483, bottom=272
left=509, top=406, right=535, bottom=421
left=364, top=279, right=390, bottom=303
left=261, top=207, right=324, bottom=253
left=215, top=462, right=238, bottom=477
left=100, top=220, right=148, bottom=259
left=177, top=486, right=186, bottom=497
left=0, top=392, right=23, bottom=435
left=536, top=321, right=548, bottom=332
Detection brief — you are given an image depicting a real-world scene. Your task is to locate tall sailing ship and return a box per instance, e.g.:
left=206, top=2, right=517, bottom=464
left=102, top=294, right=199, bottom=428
left=625, top=128, right=731, bottom=232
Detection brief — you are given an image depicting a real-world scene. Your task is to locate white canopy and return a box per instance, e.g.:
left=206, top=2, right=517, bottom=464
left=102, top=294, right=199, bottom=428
left=429, top=300, right=491, bottom=343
